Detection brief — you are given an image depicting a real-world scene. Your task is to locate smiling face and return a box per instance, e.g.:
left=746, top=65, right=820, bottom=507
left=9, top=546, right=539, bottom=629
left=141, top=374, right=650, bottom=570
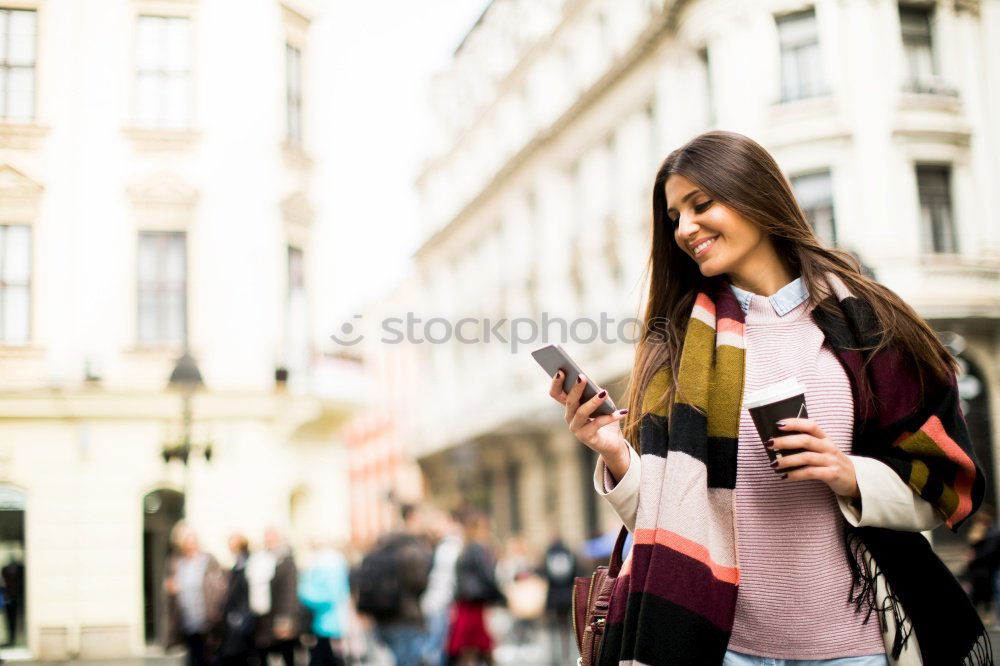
left=664, top=173, right=780, bottom=288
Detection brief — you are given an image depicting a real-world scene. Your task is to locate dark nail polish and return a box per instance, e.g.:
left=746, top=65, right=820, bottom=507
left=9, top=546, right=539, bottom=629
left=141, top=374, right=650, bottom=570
left=597, top=390, right=607, bottom=399
left=781, top=473, right=788, bottom=480
left=764, top=438, right=774, bottom=448
left=577, top=375, right=583, bottom=383
left=776, top=420, right=787, bottom=428
left=620, top=409, right=628, bottom=415
left=769, top=459, right=779, bottom=468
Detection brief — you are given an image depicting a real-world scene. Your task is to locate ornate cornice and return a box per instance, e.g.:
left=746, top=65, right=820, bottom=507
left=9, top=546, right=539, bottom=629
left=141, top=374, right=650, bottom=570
left=282, top=191, right=314, bottom=228
left=0, top=123, right=49, bottom=151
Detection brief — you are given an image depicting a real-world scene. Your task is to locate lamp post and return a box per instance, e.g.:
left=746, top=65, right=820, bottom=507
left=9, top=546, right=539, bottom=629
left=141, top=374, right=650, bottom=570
left=162, top=350, right=212, bottom=516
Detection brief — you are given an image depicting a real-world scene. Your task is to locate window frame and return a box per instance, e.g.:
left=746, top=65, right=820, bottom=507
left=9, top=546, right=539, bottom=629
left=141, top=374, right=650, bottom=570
left=898, top=3, right=941, bottom=93
left=915, top=163, right=958, bottom=255
left=136, top=230, right=187, bottom=346
left=0, top=223, right=31, bottom=345
left=791, top=169, right=838, bottom=247
left=285, top=42, right=303, bottom=145
left=134, top=13, right=193, bottom=130
left=775, top=7, right=826, bottom=103
left=0, top=7, right=37, bottom=122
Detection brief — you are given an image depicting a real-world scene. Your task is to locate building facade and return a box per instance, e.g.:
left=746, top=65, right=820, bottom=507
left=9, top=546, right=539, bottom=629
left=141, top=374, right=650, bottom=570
left=0, top=0, right=358, bottom=659
left=384, top=0, right=1000, bottom=556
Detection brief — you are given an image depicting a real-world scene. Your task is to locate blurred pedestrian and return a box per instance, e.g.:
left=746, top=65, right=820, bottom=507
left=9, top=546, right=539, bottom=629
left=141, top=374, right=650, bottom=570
left=419, top=508, right=464, bottom=666
left=541, top=535, right=576, bottom=666
left=247, top=526, right=300, bottom=666
left=447, top=507, right=504, bottom=666
left=356, top=503, right=433, bottom=666
left=217, top=533, right=256, bottom=665
left=963, top=506, right=1000, bottom=624
left=298, top=537, right=351, bottom=666
left=495, top=536, right=544, bottom=649
left=163, top=522, right=227, bottom=666
left=1, top=556, right=22, bottom=647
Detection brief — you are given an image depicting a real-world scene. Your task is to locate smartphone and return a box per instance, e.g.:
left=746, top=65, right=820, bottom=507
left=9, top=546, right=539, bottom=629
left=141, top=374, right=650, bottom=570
left=530, top=343, right=617, bottom=417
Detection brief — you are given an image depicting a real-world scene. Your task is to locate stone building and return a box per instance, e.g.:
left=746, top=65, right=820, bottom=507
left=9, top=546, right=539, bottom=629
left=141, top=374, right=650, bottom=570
left=369, top=0, right=1000, bottom=556
left=0, top=0, right=358, bottom=658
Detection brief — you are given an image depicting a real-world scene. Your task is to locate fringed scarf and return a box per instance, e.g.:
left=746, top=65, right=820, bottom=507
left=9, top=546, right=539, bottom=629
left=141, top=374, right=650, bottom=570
left=600, top=271, right=990, bottom=665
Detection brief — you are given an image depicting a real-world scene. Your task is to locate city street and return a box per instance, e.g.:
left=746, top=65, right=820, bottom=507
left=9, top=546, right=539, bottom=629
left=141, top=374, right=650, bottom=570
left=11, top=614, right=574, bottom=665
left=10, top=622, right=1000, bottom=665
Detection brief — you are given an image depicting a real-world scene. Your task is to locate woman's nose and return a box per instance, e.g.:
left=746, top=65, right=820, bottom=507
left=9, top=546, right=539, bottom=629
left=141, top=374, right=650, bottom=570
left=676, top=214, right=700, bottom=238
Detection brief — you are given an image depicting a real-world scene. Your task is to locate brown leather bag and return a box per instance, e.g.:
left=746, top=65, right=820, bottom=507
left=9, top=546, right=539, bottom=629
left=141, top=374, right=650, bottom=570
left=572, top=526, right=628, bottom=666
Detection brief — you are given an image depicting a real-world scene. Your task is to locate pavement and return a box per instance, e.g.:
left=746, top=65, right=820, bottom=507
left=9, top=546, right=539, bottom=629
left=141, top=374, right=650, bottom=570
left=7, top=610, right=577, bottom=665
left=14, top=621, right=999, bottom=665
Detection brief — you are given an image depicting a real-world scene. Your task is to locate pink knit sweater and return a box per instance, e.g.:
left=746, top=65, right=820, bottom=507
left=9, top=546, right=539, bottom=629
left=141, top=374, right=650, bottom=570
left=726, top=292, right=885, bottom=658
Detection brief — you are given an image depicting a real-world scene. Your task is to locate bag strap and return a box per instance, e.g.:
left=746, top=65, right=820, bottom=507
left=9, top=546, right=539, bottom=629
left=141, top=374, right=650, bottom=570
left=609, top=526, right=628, bottom=576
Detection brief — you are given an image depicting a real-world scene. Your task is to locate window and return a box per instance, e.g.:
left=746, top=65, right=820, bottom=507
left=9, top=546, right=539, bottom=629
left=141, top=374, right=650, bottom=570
left=604, top=215, right=623, bottom=285
left=916, top=165, right=958, bottom=254
left=0, top=9, right=36, bottom=121
left=899, top=5, right=938, bottom=92
left=791, top=170, right=837, bottom=246
left=644, top=100, right=658, bottom=173
left=135, top=15, right=191, bottom=129
left=286, top=245, right=308, bottom=377
left=286, top=43, right=302, bottom=144
left=698, top=47, right=715, bottom=125
left=579, top=445, right=600, bottom=538
left=0, top=224, right=29, bottom=344
left=776, top=9, right=825, bottom=102
left=506, top=460, right=521, bottom=535
left=137, top=231, right=186, bottom=345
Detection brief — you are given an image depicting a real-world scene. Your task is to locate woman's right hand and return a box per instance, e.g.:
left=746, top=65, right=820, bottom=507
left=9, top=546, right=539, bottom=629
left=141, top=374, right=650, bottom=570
left=548, top=370, right=629, bottom=459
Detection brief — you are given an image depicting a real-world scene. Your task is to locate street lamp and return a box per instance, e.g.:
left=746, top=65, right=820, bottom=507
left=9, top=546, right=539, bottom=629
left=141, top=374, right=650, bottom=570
left=162, top=350, right=213, bottom=465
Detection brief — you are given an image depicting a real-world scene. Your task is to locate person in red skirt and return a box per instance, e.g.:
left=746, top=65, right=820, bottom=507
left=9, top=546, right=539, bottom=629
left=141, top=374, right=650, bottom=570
left=446, top=507, right=505, bottom=666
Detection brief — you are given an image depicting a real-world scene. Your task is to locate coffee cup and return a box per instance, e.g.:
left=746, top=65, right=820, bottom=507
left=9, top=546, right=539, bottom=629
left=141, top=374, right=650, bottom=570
left=744, top=377, right=809, bottom=473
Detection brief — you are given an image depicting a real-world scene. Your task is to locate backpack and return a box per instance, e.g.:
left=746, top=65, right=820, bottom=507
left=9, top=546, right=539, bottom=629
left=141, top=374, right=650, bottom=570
left=545, top=545, right=576, bottom=586
left=354, top=537, right=405, bottom=619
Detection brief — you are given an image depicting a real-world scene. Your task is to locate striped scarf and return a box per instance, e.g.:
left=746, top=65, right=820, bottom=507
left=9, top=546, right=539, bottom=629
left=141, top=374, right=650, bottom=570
left=600, top=271, right=990, bottom=665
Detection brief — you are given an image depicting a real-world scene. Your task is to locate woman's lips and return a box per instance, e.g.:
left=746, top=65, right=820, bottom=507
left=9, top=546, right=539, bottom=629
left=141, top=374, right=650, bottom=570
left=693, top=236, right=718, bottom=258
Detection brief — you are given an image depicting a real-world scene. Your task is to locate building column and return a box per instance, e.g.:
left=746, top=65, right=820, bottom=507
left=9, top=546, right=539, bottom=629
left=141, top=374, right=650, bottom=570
left=549, top=428, right=588, bottom=548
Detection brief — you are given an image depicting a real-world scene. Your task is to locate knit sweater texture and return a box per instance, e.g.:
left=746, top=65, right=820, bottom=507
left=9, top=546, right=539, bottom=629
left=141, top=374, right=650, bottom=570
left=725, top=287, right=885, bottom=658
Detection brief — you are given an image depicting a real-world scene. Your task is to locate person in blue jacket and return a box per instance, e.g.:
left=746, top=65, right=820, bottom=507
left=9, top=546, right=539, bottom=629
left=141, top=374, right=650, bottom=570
left=298, top=539, right=351, bottom=666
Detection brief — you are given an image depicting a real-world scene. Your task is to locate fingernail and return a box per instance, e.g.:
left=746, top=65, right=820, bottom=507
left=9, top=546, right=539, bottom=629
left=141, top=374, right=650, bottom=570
left=577, top=375, right=583, bottom=384
left=776, top=420, right=787, bottom=428
left=619, top=409, right=628, bottom=415
left=769, top=459, right=779, bottom=468
left=554, top=371, right=561, bottom=379
left=780, top=473, right=788, bottom=480
left=597, top=390, right=607, bottom=399
left=764, top=438, right=774, bottom=448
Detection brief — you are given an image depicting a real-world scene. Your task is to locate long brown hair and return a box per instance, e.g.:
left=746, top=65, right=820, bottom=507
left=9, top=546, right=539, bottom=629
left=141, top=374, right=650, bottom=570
left=620, top=130, right=958, bottom=449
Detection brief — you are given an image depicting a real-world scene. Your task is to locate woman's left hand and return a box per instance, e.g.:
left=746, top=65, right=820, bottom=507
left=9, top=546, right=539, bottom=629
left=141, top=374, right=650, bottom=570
left=769, top=417, right=859, bottom=498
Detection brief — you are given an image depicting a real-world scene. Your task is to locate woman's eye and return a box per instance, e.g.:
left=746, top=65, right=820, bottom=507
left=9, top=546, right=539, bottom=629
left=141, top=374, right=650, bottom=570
left=694, top=200, right=713, bottom=213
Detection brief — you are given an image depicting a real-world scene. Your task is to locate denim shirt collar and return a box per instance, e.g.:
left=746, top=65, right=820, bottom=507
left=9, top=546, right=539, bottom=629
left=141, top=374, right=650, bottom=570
left=728, top=276, right=808, bottom=317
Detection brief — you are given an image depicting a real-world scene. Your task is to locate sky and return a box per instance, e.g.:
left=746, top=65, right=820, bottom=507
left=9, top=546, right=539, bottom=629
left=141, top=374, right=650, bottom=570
left=310, top=0, right=493, bottom=344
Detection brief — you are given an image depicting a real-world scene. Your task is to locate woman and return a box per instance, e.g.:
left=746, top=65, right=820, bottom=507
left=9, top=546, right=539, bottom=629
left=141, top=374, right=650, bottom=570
left=447, top=507, right=504, bottom=666
left=548, top=131, right=989, bottom=665
left=298, top=537, right=351, bottom=666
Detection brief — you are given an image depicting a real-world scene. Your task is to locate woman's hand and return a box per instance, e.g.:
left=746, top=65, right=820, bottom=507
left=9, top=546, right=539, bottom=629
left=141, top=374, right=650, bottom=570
left=769, top=417, right=859, bottom=498
left=548, top=371, right=630, bottom=460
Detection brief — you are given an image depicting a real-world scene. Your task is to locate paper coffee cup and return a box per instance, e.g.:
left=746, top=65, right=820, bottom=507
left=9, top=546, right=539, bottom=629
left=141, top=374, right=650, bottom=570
left=744, top=377, right=809, bottom=473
